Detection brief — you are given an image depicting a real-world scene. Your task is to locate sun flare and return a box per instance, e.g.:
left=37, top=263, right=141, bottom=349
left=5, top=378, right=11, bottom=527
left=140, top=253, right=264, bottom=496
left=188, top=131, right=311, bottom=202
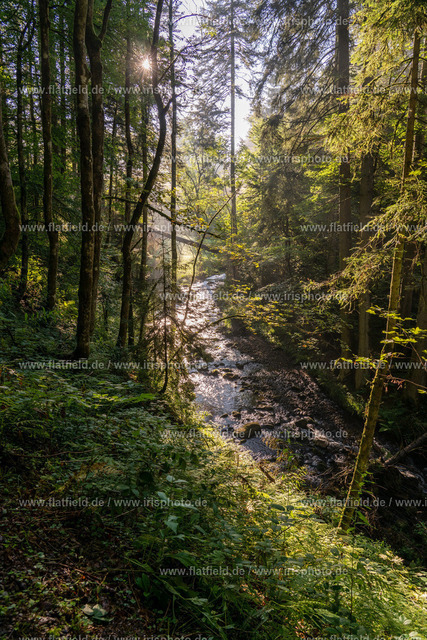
left=140, top=57, right=151, bottom=72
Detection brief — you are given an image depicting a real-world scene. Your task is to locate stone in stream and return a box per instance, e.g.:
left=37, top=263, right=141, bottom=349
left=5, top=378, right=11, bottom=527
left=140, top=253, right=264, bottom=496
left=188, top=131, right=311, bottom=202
left=261, top=423, right=276, bottom=430
left=294, top=417, right=314, bottom=429
left=220, top=413, right=229, bottom=419
left=223, top=372, right=240, bottom=381
left=232, top=410, right=241, bottom=418
left=234, top=422, right=262, bottom=440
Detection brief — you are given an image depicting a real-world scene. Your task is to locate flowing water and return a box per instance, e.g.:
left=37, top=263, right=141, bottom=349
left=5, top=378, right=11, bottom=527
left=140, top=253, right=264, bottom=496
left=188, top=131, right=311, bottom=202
left=179, top=275, right=427, bottom=494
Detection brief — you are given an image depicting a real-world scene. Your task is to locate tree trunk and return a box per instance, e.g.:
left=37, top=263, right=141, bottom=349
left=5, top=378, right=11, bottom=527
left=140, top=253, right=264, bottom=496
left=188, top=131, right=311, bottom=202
left=124, top=25, right=133, bottom=226
left=229, top=0, right=237, bottom=280
left=169, top=0, right=178, bottom=319
left=73, top=0, right=96, bottom=359
left=86, top=0, right=112, bottom=336
left=406, top=56, right=427, bottom=402
left=406, top=247, right=427, bottom=400
left=138, top=98, right=150, bottom=349
left=39, top=0, right=59, bottom=310
left=339, top=29, right=421, bottom=531
left=59, top=9, right=67, bottom=174
left=124, top=18, right=135, bottom=346
left=118, top=0, right=167, bottom=348
left=17, top=26, right=30, bottom=296
left=337, top=0, right=352, bottom=359
left=29, top=62, right=39, bottom=219
left=0, top=83, right=20, bottom=272
left=355, top=152, right=375, bottom=389
left=106, top=100, right=118, bottom=245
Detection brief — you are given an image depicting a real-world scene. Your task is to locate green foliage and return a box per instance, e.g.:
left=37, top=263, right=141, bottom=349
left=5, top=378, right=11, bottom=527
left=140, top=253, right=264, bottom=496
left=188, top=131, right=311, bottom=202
left=1, top=355, right=426, bottom=638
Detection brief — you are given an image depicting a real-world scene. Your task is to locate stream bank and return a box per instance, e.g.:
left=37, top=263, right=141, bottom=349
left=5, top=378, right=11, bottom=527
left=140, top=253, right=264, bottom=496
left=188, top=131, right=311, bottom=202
left=183, top=275, right=427, bottom=565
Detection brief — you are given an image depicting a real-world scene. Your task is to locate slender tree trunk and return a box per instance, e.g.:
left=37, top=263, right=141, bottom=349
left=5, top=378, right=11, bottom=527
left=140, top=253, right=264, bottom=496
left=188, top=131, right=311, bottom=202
left=106, top=100, right=118, bottom=245
left=39, top=0, right=59, bottom=310
left=340, top=30, right=421, bottom=531
left=407, top=247, right=427, bottom=399
left=124, top=26, right=133, bottom=225
left=337, top=0, right=352, bottom=359
left=406, top=56, right=427, bottom=401
left=138, top=99, right=150, bottom=348
left=86, top=0, right=112, bottom=337
left=118, top=0, right=167, bottom=348
left=73, top=0, right=96, bottom=358
left=169, top=0, right=178, bottom=319
left=59, top=10, right=67, bottom=174
left=128, top=283, right=135, bottom=346
left=124, top=18, right=135, bottom=347
left=355, top=152, right=375, bottom=389
left=400, top=243, right=416, bottom=318
left=17, top=28, right=29, bottom=296
left=28, top=56, right=39, bottom=219
left=0, top=83, right=20, bottom=272
left=229, top=0, right=237, bottom=279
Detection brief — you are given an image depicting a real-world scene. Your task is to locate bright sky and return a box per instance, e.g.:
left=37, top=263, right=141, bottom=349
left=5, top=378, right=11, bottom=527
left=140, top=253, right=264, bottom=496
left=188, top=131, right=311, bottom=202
left=178, top=0, right=252, bottom=143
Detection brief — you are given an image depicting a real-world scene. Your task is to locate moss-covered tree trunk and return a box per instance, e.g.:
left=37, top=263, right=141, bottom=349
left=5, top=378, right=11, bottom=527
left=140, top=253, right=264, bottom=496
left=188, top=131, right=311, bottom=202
left=355, top=152, right=375, bottom=389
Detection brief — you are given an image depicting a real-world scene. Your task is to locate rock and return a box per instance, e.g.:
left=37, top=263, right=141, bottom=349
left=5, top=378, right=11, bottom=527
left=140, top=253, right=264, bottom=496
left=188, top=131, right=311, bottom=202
left=220, top=413, right=229, bottom=418
left=326, top=440, right=342, bottom=452
left=236, top=362, right=245, bottom=369
left=295, top=417, right=308, bottom=429
left=210, top=369, right=220, bottom=376
left=234, top=422, right=262, bottom=439
left=223, top=372, right=240, bottom=381
left=313, top=436, right=329, bottom=448
left=232, top=410, right=242, bottom=418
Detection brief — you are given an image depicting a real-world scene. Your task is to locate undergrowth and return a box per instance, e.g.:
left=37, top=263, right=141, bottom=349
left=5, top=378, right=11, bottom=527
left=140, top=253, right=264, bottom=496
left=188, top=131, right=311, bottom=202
left=0, top=362, right=426, bottom=639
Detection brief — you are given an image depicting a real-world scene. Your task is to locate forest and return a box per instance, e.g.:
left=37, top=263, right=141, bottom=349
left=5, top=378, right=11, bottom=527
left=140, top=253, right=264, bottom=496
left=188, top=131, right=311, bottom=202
left=0, top=0, right=426, bottom=637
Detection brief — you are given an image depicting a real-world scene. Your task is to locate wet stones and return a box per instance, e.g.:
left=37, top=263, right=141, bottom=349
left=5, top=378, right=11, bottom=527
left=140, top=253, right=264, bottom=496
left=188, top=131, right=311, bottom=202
left=223, top=372, right=240, bottom=381
left=234, top=422, right=262, bottom=440
left=294, top=417, right=314, bottom=429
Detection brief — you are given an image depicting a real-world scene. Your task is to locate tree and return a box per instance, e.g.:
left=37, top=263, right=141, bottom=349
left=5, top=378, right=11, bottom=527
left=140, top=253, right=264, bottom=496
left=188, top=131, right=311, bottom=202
left=0, top=84, right=20, bottom=272
left=73, top=0, right=96, bottom=358
left=117, top=0, right=168, bottom=348
left=340, top=27, right=421, bottom=531
left=39, top=0, right=59, bottom=310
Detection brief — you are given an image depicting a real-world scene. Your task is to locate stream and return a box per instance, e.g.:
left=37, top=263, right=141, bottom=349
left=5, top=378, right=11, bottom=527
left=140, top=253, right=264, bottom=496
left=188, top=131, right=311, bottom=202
left=179, top=275, right=427, bottom=509
left=176, top=275, right=427, bottom=563
left=180, top=275, right=364, bottom=484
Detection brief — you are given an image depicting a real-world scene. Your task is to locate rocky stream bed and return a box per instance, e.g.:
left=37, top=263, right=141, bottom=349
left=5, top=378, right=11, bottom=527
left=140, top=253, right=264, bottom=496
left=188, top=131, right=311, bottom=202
left=182, top=275, right=427, bottom=564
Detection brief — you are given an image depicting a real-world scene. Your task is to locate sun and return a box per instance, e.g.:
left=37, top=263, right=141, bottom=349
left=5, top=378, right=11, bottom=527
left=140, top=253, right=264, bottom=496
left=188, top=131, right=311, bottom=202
left=140, top=57, right=151, bottom=72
